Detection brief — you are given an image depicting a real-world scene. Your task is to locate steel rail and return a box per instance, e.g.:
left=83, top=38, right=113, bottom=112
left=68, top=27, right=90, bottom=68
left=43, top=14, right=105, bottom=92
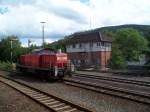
left=72, top=73, right=150, bottom=87
left=64, top=77, right=150, bottom=105
left=0, top=75, right=92, bottom=112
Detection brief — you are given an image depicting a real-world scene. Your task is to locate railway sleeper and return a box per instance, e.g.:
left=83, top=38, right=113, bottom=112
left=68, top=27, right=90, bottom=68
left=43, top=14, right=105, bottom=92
left=63, top=108, right=78, bottom=112
left=44, top=100, right=59, bottom=105
left=0, top=76, right=93, bottom=112
left=20, top=89, right=36, bottom=93
left=29, top=93, right=45, bottom=97
left=40, top=99, right=57, bottom=103
left=34, top=96, right=50, bottom=100
left=54, top=105, right=70, bottom=111
left=50, top=103, right=65, bottom=108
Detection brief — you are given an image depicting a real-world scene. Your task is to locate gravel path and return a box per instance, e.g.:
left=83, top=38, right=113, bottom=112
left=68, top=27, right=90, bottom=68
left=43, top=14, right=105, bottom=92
left=0, top=82, right=51, bottom=112
left=0, top=70, right=150, bottom=112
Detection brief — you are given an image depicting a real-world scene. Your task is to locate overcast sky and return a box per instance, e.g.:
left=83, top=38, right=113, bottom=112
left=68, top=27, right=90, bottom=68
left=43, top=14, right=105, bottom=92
left=0, top=0, right=150, bottom=46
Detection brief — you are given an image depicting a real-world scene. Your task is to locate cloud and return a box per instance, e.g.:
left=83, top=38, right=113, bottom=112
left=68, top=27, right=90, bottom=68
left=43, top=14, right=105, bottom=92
left=50, top=7, right=87, bottom=24
left=0, top=0, right=150, bottom=46
left=35, top=0, right=88, bottom=24
left=21, top=38, right=54, bottom=47
left=88, top=0, right=150, bottom=27
left=0, top=0, right=90, bottom=38
left=0, top=6, right=9, bottom=14
left=0, top=0, right=35, bottom=6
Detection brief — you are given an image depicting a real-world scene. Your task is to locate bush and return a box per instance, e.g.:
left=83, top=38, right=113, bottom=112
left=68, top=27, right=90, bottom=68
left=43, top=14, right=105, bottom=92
left=110, top=44, right=126, bottom=69
left=0, top=61, right=13, bottom=71
left=110, top=54, right=126, bottom=69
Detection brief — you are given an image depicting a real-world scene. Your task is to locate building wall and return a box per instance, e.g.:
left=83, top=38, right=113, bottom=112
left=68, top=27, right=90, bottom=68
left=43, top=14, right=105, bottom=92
left=68, top=52, right=100, bottom=66
left=66, top=42, right=112, bottom=69
left=68, top=51, right=111, bottom=67
left=100, top=51, right=111, bottom=69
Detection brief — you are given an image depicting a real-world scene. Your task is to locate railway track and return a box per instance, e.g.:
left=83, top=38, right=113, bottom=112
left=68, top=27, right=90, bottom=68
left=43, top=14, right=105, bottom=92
left=0, top=75, right=92, bottom=112
left=72, top=73, right=150, bottom=87
left=64, top=73, right=150, bottom=105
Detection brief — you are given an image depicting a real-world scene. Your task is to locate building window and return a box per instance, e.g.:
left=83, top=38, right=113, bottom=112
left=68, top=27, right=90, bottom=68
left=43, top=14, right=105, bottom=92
left=72, top=44, right=76, bottom=48
left=96, top=59, right=100, bottom=64
left=105, top=42, right=109, bottom=47
left=79, top=43, right=82, bottom=48
left=97, top=42, right=101, bottom=46
left=67, top=45, right=70, bottom=48
left=78, top=60, right=81, bottom=64
left=90, top=43, right=93, bottom=47
left=101, top=42, right=104, bottom=46
left=72, top=59, right=77, bottom=64
left=105, top=43, right=108, bottom=47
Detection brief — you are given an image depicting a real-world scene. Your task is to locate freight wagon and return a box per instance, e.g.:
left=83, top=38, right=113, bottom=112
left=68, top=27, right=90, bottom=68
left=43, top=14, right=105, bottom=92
left=17, top=48, right=74, bottom=79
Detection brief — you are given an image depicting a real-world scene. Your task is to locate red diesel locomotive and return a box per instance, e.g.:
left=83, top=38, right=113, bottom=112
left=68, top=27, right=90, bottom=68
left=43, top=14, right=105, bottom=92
left=16, top=48, right=73, bottom=79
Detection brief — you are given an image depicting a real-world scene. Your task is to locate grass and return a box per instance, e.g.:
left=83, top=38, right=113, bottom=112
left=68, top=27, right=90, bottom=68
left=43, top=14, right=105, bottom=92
left=0, top=61, right=13, bottom=71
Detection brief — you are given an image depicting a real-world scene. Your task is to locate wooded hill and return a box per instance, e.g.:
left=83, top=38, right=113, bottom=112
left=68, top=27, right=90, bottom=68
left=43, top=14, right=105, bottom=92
left=100, top=24, right=150, bottom=41
left=46, top=24, right=150, bottom=51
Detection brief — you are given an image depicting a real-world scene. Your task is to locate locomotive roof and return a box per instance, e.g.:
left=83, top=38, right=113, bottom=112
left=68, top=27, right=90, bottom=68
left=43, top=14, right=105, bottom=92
left=32, top=48, right=56, bottom=52
left=30, top=48, right=67, bottom=56
left=31, top=48, right=56, bottom=55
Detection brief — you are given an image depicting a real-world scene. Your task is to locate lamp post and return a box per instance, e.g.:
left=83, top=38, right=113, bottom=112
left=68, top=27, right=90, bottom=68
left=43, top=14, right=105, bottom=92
left=28, top=39, right=32, bottom=48
left=10, top=38, right=18, bottom=63
left=40, top=21, right=46, bottom=48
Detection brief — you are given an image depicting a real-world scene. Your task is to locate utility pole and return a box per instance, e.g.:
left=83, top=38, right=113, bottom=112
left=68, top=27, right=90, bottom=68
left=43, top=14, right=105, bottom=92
left=10, top=40, right=12, bottom=63
left=28, top=39, right=31, bottom=48
left=40, top=21, right=46, bottom=48
left=10, top=38, right=18, bottom=63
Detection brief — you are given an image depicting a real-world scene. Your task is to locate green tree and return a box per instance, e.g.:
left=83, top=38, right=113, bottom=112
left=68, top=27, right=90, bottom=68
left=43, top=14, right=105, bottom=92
left=45, top=36, right=70, bottom=52
left=110, top=28, right=148, bottom=68
left=28, top=44, right=39, bottom=52
left=0, top=36, right=27, bottom=62
left=110, top=43, right=126, bottom=68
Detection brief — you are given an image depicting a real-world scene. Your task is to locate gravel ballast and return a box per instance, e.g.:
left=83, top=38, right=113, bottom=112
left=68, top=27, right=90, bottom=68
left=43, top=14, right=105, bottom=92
left=75, top=71, right=150, bottom=82
left=0, top=82, right=51, bottom=112
left=0, top=70, right=150, bottom=112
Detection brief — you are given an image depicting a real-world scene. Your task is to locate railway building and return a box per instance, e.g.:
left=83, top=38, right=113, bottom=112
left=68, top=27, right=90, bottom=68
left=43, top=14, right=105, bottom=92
left=66, top=31, right=112, bottom=70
